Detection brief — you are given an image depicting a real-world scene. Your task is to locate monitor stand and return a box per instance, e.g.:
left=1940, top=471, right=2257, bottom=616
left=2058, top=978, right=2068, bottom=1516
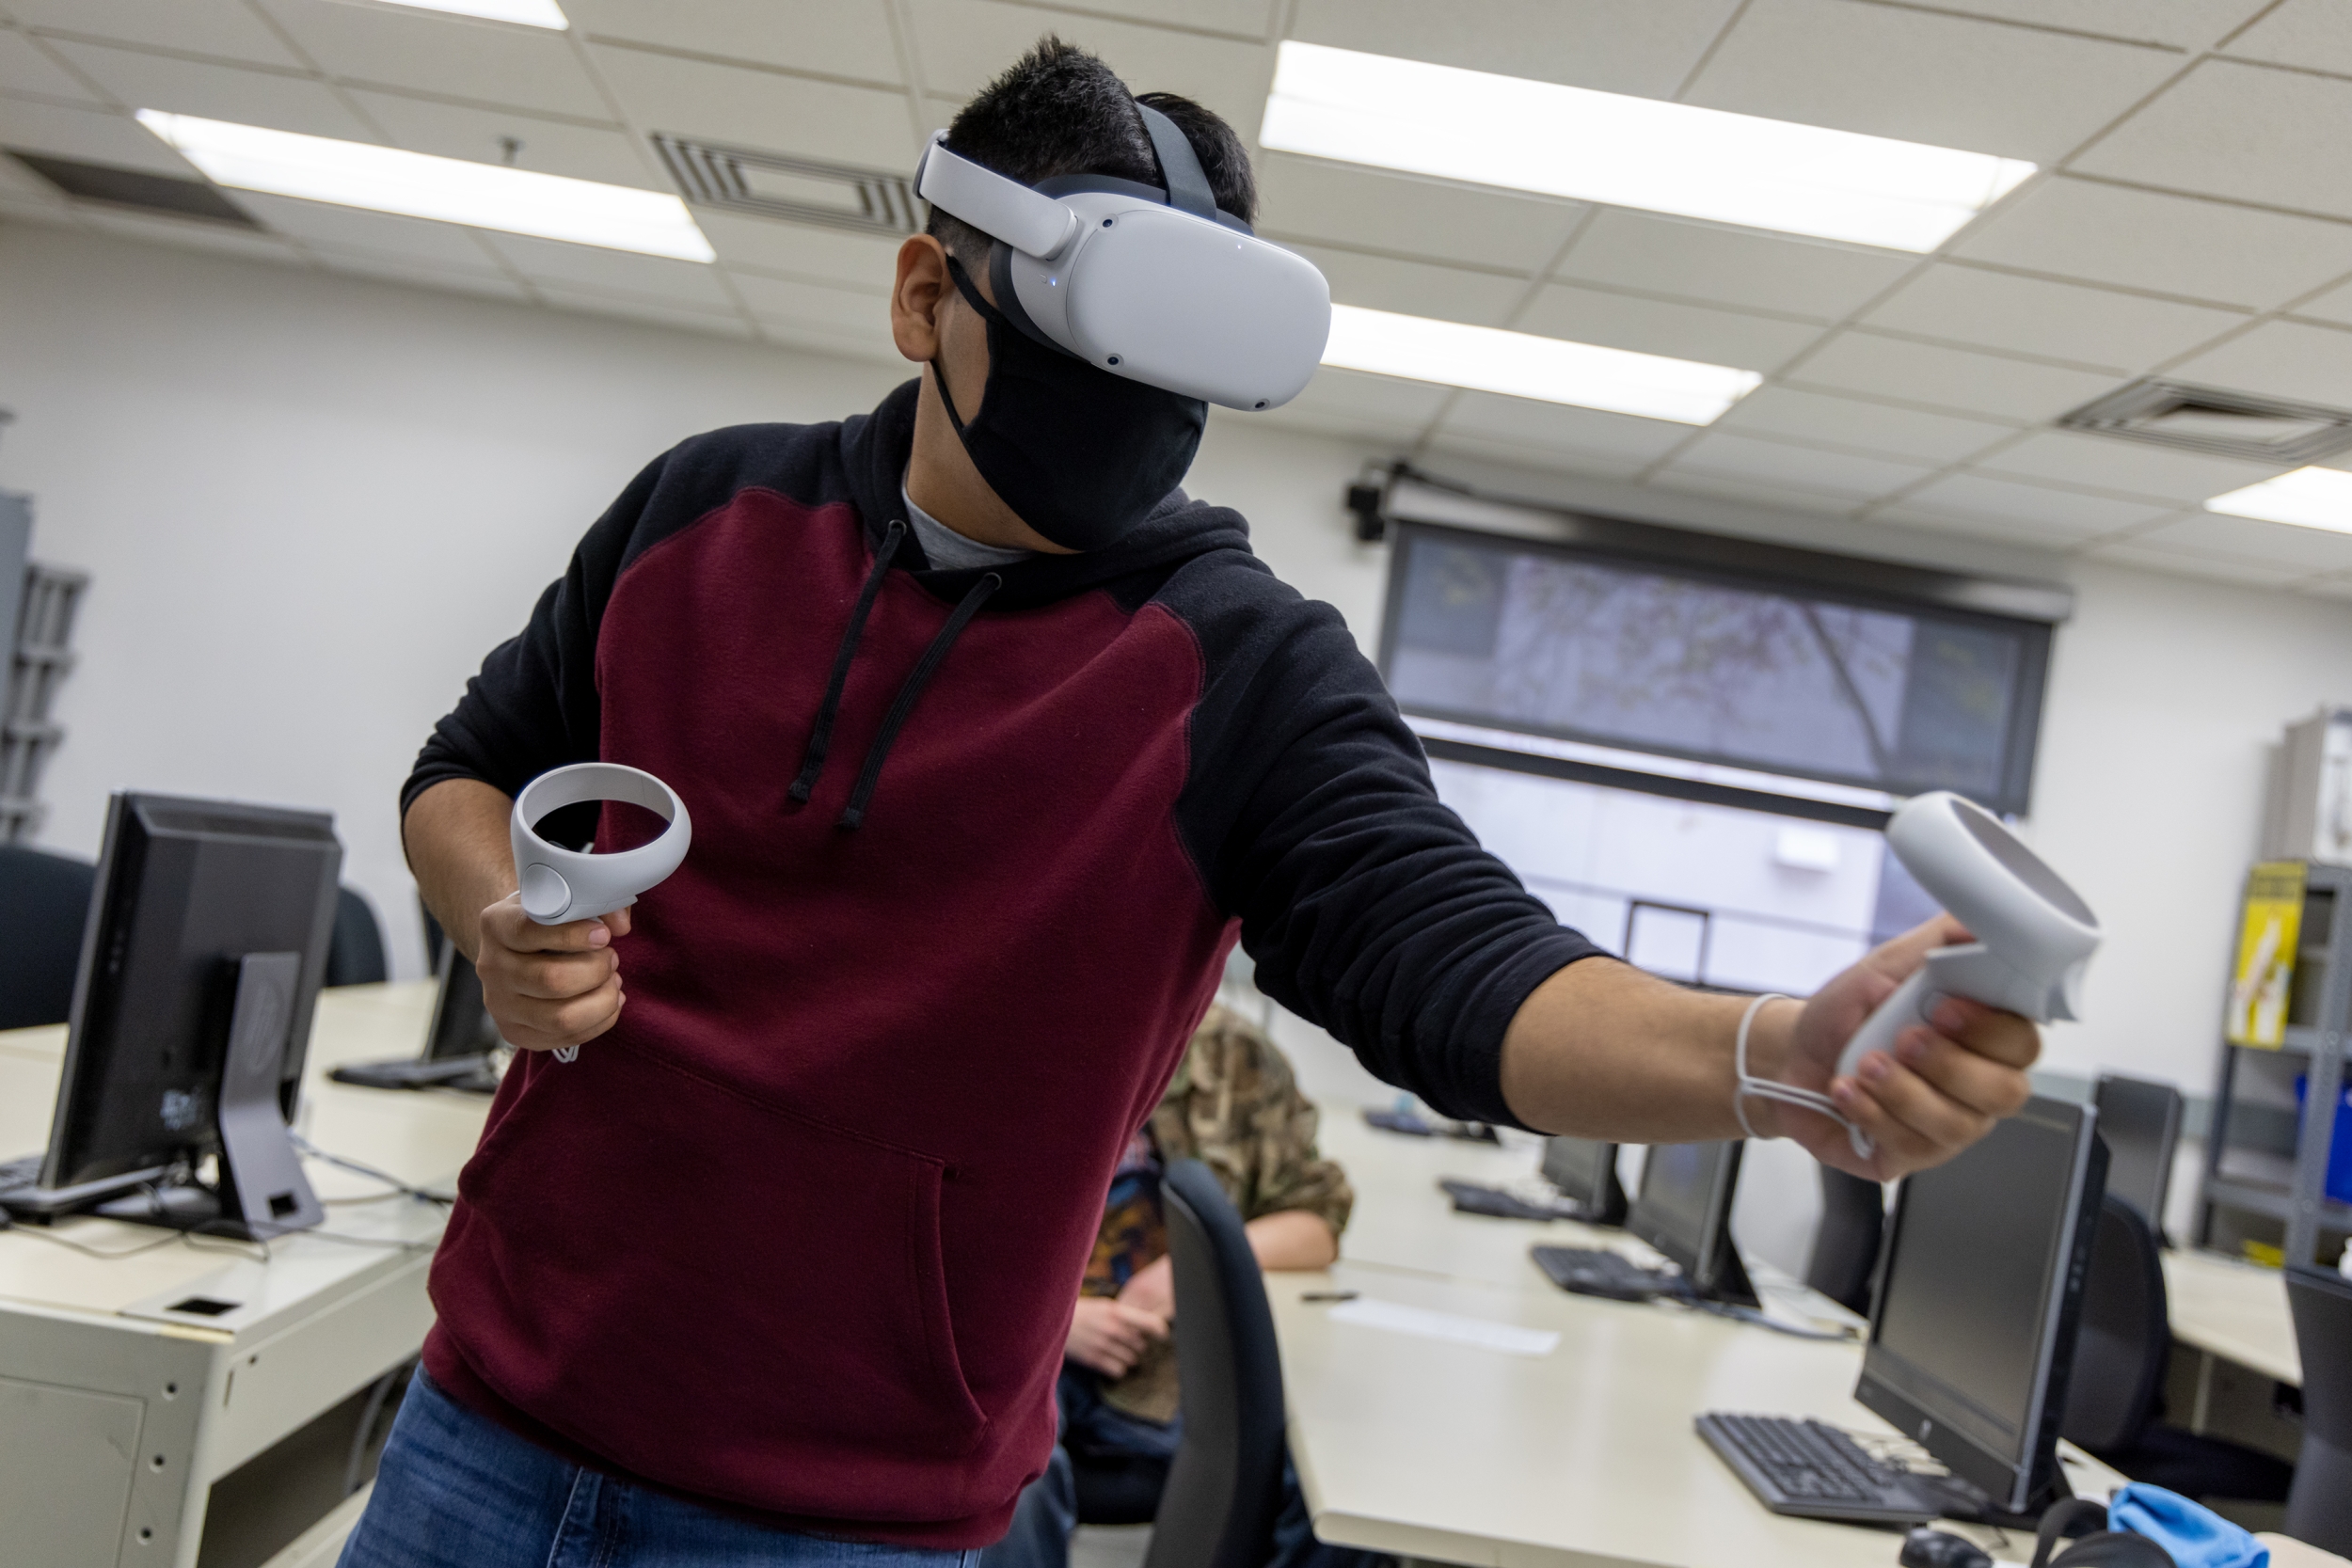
left=100, top=952, right=323, bottom=1241
left=1700, top=1234, right=1762, bottom=1310
left=1916, top=1460, right=2073, bottom=1530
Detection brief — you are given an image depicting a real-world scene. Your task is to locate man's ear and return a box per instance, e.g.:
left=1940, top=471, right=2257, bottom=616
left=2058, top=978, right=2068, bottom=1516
left=891, top=235, right=953, bottom=363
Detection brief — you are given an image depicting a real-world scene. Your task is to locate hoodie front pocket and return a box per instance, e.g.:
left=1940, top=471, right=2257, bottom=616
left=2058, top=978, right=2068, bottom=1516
left=436, top=1041, right=992, bottom=1521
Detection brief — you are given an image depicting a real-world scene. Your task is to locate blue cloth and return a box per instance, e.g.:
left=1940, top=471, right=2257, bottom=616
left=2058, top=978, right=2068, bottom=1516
left=2108, top=1483, right=2269, bottom=1568
left=339, top=1370, right=985, bottom=1568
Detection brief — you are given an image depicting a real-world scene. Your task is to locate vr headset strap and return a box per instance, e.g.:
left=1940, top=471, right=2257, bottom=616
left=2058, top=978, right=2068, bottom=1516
left=1135, top=102, right=1216, bottom=220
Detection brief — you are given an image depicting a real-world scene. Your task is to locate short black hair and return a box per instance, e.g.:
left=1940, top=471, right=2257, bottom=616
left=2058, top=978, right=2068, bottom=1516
left=927, top=37, right=1258, bottom=269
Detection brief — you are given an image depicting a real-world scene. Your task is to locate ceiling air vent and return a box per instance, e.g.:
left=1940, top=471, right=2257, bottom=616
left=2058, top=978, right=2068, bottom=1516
left=7, top=150, right=258, bottom=227
left=2058, top=378, right=2352, bottom=465
left=652, top=134, right=920, bottom=235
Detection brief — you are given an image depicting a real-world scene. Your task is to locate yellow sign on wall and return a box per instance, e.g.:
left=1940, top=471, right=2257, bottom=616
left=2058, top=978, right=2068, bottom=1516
left=2226, top=861, right=2307, bottom=1048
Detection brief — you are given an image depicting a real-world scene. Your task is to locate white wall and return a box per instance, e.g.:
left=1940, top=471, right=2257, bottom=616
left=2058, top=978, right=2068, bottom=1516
left=6, top=220, right=2348, bottom=1149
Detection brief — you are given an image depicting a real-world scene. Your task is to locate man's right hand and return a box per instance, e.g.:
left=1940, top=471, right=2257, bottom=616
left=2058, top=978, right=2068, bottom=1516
left=477, top=894, right=631, bottom=1053
left=1064, top=1295, right=1168, bottom=1378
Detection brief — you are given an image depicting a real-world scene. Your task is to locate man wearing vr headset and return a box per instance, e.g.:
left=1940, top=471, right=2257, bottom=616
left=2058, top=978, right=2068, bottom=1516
left=356, top=39, right=2042, bottom=1568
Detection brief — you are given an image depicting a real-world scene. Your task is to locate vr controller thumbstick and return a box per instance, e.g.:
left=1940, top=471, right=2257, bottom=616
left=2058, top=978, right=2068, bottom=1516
left=509, top=762, right=692, bottom=926
left=1834, top=792, right=2099, bottom=1158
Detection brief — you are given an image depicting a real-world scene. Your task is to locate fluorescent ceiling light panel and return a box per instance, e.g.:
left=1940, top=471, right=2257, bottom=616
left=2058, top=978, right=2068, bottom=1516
left=1261, top=41, right=2035, bottom=252
left=137, top=112, right=711, bottom=261
left=1322, top=304, right=1759, bottom=424
left=2205, top=467, right=2352, bottom=533
left=361, top=0, right=569, bottom=26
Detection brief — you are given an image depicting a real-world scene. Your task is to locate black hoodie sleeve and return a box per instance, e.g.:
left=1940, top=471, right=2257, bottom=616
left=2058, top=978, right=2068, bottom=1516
left=401, top=454, right=668, bottom=829
left=1168, top=553, right=1605, bottom=1130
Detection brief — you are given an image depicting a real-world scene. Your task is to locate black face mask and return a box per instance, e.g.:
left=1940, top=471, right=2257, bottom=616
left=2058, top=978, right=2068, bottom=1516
left=930, top=257, right=1206, bottom=553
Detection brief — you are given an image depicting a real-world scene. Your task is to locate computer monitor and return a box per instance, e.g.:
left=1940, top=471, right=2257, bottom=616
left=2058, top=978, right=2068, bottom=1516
left=1628, top=1139, right=1756, bottom=1307
left=5, top=791, right=342, bottom=1234
left=2092, top=1073, right=2182, bottom=1242
left=331, top=943, right=503, bottom=1093
left=1855, top=1097, right=2107, bottom=1521
left=1541, top=1135, right=1628, bottom=1226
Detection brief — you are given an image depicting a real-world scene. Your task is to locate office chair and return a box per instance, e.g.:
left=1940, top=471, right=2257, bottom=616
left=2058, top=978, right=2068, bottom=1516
left=1805, top=1166, right=1884, bottom=1316
left=0, top=844, right=94, bottom=1030
left=2060, top=1196, right=2292, bottom=1502
left=326, top=886, right=388, bottom=987
left=2286, top=1263, right=2352, bottom=1554
left=1144, top=1158, right=1288, bottom=1568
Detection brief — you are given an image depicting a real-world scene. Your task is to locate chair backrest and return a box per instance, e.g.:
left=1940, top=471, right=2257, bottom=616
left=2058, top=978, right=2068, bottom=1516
left=2059, top=1194, right=2168, bottom=1455
left=1805, top=1166, right=1885, bottom=1317
left=326, top=886, right=388, bottom=988
left=1145, top=1157, right=1288, bottom=1568
left=2286, top=1263, right=2352, bottom=1555
left=0, top=845, right=95, bottom=1031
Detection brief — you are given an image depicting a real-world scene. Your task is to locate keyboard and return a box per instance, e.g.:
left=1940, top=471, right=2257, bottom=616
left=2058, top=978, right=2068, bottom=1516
left=1695, top=1413, right=1939, bottom=1524
left=1441, top=1180, right=1583, bottom=1222
left=1531, top=1244, right=1680, bottom=1302
left=0, top=1153, right=42, bottom=1194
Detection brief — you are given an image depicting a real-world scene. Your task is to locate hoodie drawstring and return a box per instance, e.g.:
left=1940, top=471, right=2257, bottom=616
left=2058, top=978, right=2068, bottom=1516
left=837, top=572, right=1001, bottom=830
left=788, top=520, right=905, bottom=806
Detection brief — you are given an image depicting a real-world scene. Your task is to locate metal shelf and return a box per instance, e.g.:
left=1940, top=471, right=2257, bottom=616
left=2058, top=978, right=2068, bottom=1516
left=2204, top=1174, right=2352, bottom=1231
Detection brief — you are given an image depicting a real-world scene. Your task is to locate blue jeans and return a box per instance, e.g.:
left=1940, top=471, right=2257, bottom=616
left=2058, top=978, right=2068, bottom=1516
left=340, top=1370, right=986, bottom=1568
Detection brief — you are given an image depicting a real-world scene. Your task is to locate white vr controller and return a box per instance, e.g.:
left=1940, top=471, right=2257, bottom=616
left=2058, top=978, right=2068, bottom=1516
left=1832, top=791, right=2101, bottom=1156
left=914, top=123, right=1331, bottom=412
left=510, top=763, right=691, bottom=927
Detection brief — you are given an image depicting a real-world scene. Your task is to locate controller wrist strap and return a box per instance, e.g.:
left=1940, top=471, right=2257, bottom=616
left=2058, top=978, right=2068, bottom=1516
left=1733, top=993, right=1859, bottom=1143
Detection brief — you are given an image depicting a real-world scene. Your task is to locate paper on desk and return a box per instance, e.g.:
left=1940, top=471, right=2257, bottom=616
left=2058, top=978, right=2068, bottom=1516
left=1327, top=1296, right=1559, bottom=1356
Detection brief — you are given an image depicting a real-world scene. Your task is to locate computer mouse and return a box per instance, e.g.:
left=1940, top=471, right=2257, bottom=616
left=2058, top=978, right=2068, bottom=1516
left=1899, top=1527, right=1992, bottom=1568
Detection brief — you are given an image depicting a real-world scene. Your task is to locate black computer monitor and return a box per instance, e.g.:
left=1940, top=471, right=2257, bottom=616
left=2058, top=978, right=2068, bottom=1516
left=2092, top=1073, right=2181, bottom=1242
left=331, top=944, right=503, bottom=1093
left=1541, top=1135, right=1628, bottom=1226
left=6, top=791, right=341, bottom=1232
left=1628, top=1139, right=1756, bottom=1307
left=1856, top=1097, right=2107, bottom=1522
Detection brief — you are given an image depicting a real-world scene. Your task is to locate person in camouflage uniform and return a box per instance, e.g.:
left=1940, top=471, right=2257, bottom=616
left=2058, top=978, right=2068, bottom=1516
left=982, top=1004, right=1383, bottom=1568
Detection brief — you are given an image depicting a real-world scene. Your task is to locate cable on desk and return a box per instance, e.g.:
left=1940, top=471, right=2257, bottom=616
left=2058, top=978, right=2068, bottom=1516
left=9, top=1224, right=190, bottom=1261
left=290, top=1133, right=453, bottom=1205
left=1686, top=1299, right=1861, bottom=1341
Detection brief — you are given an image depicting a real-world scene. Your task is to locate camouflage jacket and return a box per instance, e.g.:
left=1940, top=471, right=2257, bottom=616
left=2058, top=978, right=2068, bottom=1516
left=1088, top=1003, right=1353, bottom=1420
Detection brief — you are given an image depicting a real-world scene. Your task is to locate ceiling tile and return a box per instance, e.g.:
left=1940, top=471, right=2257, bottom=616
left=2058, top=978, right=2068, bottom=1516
left=0, top=27, right=99, bottom=102
left=8, top=0, right=305, bottom=69
left=311, top=247, right=529, bottom=301
left=2221, top=0, right=2352, bottom=78
left=1515, top=282, right=1822, bottom=372
left=1968, top=429, right=2286, bottom=504
left=1005, top=0, right=1275, bottom=35
left=696, top=214, right=903, bottom=290
left=482, top=230, right=732, bottom=306
left=2170, top=319, right=2352, bottom=408
left=1948, top=177, right=2352, bottom=311
left=45, top=40, right=378, bottom=139
left=1892, top=471, right=2173, bottom=536
left=1428, top=431, right=1657, bottom=482
left=1434, top=388, right=1694, bottom=467
left=1859, top=263, right=2248, bottom=373
left=586, top=41, right=915, bottom=169
left=907, top=0, right=1272, bottom=136
left=538, top=283, right=753, bottom=338
left=727, top=268, right=890, bottom=336
left=2123, top=509, right=2352, bottom=573
left=1275, top=364, right=1452, bottom=433
left=2074, top=60, right=2352, bottom=222
left=2082, top=536, right=2305, bottom=589
left=2290, top=277, right=2352, bottom=327
left=255, top=0, right=611, bottom=120
left=1255, top=154, right=1580, bottom=274
left=1892, top=1, right=2264, bottom=50
left=1286, top=0, right=1742, bottom=99
left=1286, top=242, right=1521, bottom=326
left=1868, top=506, right=2094, bottom=553
left=1664, top=430, right=1936, bottom=499
left=1679, top=0, right=2183, bottom=163
left=78, top=203, right=307, bottom=261
left=561, top=0, right=902, bottom=86
left=235, top=189, right=506, bottom=266
left=1713, top=385, right=2018, bottom=463
left=1649, top=468, right=1882, bottom=517
left=1553, top=210, right=1910, bottom=323
left=1788, top=332, right=2123, bottom=421
left=347, top=89, right=659, bottom=188
left=0, top=189, right=76, bottom=223
left=0, top=93, right=194, bottom=172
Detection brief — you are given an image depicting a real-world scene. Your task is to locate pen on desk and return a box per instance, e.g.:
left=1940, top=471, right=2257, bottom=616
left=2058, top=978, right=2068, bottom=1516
left=1300, top=1291, right=1359, bottom=1303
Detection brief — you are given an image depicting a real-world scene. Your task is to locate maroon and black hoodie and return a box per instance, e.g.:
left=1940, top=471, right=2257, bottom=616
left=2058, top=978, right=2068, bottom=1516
left=403, top=379, right=1601, bottom=1545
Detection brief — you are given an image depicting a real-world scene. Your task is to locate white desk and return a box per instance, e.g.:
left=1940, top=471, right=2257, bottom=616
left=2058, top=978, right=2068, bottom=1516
left=1286, top=1112, right=2122, bottom=1568
left=2162, top=1248, right=2299, bottom=1388
left=0, top=981, right=481, bottom=1568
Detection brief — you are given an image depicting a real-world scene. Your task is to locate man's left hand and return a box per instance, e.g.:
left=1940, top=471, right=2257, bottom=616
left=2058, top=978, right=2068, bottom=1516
left=1118, top=1254, right=1175, bottom=1324
left=1759, top=914, right=2041, bottom=1180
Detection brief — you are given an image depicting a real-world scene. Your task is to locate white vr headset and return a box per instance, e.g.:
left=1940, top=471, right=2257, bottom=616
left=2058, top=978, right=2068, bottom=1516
left=913, top=104, right=1331, bottom=412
